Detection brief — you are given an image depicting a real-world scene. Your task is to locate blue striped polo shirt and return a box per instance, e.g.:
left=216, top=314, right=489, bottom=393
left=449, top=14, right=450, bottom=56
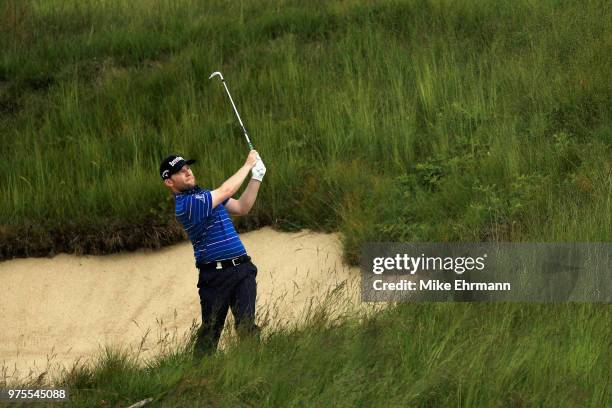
left=173, top=185, right=247, bottom=266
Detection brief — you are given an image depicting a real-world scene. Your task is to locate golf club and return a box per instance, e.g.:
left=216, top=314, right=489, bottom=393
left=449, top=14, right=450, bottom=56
left=209, top=71, right=254, bottom=150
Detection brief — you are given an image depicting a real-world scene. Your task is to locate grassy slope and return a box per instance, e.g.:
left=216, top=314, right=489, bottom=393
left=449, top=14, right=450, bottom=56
left=1, top=0, right=610, bottom=260
left=42, top=303, right=610, bottom=407
left=1, top=0, right=610, bottom=406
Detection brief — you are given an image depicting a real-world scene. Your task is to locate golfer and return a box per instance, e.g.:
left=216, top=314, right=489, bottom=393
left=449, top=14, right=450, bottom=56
left=160, top=150, right=266, bottom=358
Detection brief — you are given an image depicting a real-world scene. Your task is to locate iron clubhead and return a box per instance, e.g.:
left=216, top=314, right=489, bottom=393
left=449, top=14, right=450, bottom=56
left=209, top=71, right=224, bottom=81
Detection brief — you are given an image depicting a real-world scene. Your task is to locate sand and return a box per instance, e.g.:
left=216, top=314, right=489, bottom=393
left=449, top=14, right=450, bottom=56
left=0, top=227, right=374, bottom=386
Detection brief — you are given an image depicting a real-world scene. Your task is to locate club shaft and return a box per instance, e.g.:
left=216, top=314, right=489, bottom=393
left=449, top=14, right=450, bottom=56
left=221, top=80, right=254, bottom=150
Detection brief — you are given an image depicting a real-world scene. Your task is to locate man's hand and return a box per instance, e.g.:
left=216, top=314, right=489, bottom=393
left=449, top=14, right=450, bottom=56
left=251, top=156, right=266, bottom=182
left=211, top=150, right=260, bottom=208
left=245, top=150, right=259, bottom=169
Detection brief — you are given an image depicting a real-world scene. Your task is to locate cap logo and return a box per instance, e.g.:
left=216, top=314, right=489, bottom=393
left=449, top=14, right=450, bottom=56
left=161, top=170, right=169, bottom=178
left=170, top=156, right=184, bottom=166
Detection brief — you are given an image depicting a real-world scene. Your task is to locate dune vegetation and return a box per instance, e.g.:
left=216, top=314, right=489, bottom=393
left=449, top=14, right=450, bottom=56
left=1, top=0, right=609, bottom=260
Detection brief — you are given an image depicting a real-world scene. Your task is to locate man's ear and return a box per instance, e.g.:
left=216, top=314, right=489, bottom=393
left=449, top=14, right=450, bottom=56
left=164, top=179, right=173, bottom=188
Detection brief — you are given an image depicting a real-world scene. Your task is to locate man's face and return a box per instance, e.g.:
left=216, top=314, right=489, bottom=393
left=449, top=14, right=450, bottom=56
left=166, top=164, right=196, bottom=192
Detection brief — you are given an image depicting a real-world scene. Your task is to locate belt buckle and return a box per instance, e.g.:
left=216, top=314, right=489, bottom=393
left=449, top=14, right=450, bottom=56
left=231, top=258, right=239, bottom=266
left=216, top=261, right=222, bottom=270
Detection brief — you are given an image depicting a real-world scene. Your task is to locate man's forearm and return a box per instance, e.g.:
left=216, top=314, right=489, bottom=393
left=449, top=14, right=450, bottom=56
left=237, top=179, right=261, bottom=214
left=221, top=164, right=252, bottom=196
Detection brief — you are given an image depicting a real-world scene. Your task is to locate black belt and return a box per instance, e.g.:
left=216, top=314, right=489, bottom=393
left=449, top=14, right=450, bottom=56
left=197, top=255, right=251, bottom=271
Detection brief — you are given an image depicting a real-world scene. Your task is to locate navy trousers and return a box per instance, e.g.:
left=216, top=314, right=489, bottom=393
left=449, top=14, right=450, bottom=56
left=193, top=259, right=260, bottom=357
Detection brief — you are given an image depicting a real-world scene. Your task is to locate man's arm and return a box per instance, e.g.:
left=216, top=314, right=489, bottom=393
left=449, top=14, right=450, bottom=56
left=210, top=150, right=258, bottom=208
left=224, top=179, right=261, bottom=216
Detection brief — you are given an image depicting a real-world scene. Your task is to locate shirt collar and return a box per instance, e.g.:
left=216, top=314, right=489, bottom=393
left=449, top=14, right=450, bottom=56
left=173, top=185, right=202, bottom=196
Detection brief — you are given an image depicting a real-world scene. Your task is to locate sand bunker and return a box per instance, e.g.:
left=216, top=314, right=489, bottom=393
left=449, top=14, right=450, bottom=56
left=0, top=227, right=375, bottom=385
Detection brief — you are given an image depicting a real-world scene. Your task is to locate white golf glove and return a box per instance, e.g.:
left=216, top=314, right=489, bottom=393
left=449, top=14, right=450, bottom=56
left=251, top=157, right=266, bottom=182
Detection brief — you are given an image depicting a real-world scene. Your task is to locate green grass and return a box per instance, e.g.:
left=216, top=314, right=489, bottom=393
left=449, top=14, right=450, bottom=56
left=0, top=0, right=610, bottom=259
left=9, top=301, right=610, bottom=407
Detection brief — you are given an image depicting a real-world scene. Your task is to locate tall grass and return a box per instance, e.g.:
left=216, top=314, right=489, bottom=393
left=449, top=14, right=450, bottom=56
left=6, top=292, right=610, bottom=407
left=0, top=0, right=609, bottom=258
